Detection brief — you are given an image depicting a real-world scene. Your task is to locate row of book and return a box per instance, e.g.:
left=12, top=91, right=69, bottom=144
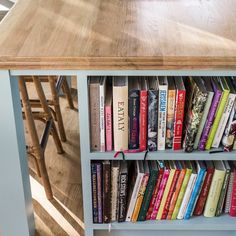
left=89, top=76, right=236, bottom=152
left=91, top=160, right=236, bottom=223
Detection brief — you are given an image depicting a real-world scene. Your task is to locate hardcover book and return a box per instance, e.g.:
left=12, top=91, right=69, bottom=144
left=229, top=161, right=236, bottom=216
left=96, top=162, right=103, bottom=223
left=91, top=162, right=98, bottom=223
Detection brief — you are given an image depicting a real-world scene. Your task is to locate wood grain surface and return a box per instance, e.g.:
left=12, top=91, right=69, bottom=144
left=0, top=0, right=236, bottom=69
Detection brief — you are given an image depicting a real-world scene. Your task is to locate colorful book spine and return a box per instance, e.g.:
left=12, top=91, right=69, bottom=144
left=171, top=168, right=192, bottom=220
left=150, top=169, right=170, bottom=219
left=199, top=82, right=222, bottom=150
left=91, top=163, right=98, bottom=223
left=146, top=169, right=164, bottom=220
left=173, top=88, right=186, bottom=150
left=229, top=169, right=236, bottom=216
left=105, top=105, right=113, bottom=151
left=140, top=89, right=148, bottom=151
left=99, top=78, right=106, bottom=151
left=128, top=89, right=140, bottom=149
left=96, top=163, right=103, bottom=223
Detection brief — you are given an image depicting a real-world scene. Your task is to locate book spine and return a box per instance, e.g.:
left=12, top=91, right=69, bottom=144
left=205, top=90, right=230, bottom=150
left=96, top=163, right=103, bottom=223
left=140, top=90, right=148, bottom=151
left=158, top=85, right=167, bottom=150
left=131, top=174, right=149, bottom=222
left=103, top=162, right=111, bottom=223
left=216, top=170, right=230, bottom=216
left=225, top=172, right=234, bottom=213
left=229, top=170, right=236, bottom=216
left=171, top=169, right=192, bottom=220
left=128, top=90, right=140, bottom=149
left=111, top=167, right=119, bottom=221
left=167, top=169, right=186, bottom=220
left=173, top=89, right=186, bottom=150
left=177, top=173, right=197, bottom=220
left=118, top=173, right=128, bottom=222
left=199, top=90, right=222, bottom=150
left=91, top=163, right=98, bottom=223
left=193, top=168, right=214, bottom=216
left=138, top=170, right=158, bottom=221
left=150, top=170, right=169, bottom=220
left=105, top=105, right=113, bottom=151
left=148, top=90, right=158, bottom=151
left=161, top=169, right=180, bottom=219
left=100, top=82, right=106, bottom=151
left=184, top=169, right=206, bottom=219
left=212, top=94, right=236, bottom=148
left=146, top=169, right=164, bottom=220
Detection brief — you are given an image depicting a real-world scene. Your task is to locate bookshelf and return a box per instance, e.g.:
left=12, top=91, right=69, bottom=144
left=0, top=1, right=236, bottom=236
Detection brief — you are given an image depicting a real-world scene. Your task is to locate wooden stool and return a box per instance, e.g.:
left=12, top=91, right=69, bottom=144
left=24, top=75, right=74, bottom=142
left=19, top=76, right=64, bottom=200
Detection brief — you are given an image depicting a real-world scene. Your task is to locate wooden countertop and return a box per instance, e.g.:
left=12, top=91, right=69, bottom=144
left=0, top=0, right=236, bottom=70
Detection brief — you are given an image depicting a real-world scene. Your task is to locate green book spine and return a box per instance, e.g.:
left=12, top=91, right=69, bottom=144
left=205, top=89, right=230, bottom=150
left=137, top=169, right=158, bottom=221
left=171, top=168, right=192, bottom=220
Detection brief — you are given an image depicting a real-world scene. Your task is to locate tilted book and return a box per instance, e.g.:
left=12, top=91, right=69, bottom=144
left=91, top=162, right=98, bottom=223
left=157, top=76, right=168, bottom=150
left=113, top=76, right=128, bottom=151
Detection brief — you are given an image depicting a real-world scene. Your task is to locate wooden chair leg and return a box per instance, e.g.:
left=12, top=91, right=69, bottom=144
left=48, top=76, right=67, bottom=142
left=61, top=76, right=74, bottom=110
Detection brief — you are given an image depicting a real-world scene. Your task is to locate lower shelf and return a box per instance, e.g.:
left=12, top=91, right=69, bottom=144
left=93, top=215, right=236, bottom=231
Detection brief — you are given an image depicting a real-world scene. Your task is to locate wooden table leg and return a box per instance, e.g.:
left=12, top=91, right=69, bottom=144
left=0, top=71, right=35, bottom=236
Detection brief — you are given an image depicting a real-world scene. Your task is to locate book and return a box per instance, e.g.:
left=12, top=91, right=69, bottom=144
left=102, top=161, right=111, bottom=223
left=206, top=77, right=230, bottom=150
left=91, top=162, right=98, bottom=223
left=146, top=161, right=164, bottom=220
left=167, top=161, right=186, bottom=220
left=157, top=76, right=168, bottom=150
left=229, top=161, right=236, bottom=216
left=215, top=160, right=231, bottom=216
left=177, top=161, right=197, bottom=220
left=113, top=76, right=128, bottom=151
left=199, top=78, right=222, bottom=150
left=173, top=76, right=186, bottom=150
left=138, top=161, right=159, bottom=221
left=204, top=161, right=226, bottom=217
left=147, top=77, right=158, bottom=151
left=111, top=161, right=120, bottom=221
left=139, top=77, right=148, bottom=151
left=193, top=161, right=214, bottom=216
left=96, top=162, right=103, bottom=223
left=183, top=77, right=208, bottom=152
left=99, top=77, right=106, bottom=151
left=89, top=77, right=101, bottom=151
left=194, top=77, right=214, bottom=150
left=212, top=78, right=236, bottom=148
left=131, top=161, right=149, bottom=222
left=171, top=161, right=192, bottom=220
left=105, top=79, right=113, bottom=151
left=166, top=77, right=176, bottom=149
left=128, top=77, right=140, bottom=149
left=184, top=161, right=206, bottom=219
left=118, top=161, right=129, bottom=222
left=126, top=161, right=144, bottom=222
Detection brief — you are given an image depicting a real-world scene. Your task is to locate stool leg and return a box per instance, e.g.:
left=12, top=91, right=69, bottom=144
left=62, top=76, right=74, bottom=110
left=48, top=76, right=67, bottom=142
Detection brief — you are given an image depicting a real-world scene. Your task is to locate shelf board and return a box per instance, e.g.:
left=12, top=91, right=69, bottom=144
left=93, top=215, right=236, bottom=231
left=90, top=150, right=236, bottom=160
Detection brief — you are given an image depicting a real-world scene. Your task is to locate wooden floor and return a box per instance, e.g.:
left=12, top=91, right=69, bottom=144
left=24, top=78, right=84, bottom=236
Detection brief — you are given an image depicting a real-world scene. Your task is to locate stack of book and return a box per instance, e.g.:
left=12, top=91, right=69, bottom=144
left=89, top=76, right=236, bottom=153
left=91, top=160, right=236, bottom=223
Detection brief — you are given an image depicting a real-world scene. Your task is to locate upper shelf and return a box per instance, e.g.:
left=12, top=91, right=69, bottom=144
left=1, top=0, right=236, bottom=69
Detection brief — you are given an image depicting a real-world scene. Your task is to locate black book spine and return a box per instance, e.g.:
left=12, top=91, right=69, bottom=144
left=148, top=90, right=158, bottom=151
left=91, top=163, right=98, bottom=223
left=128, top=89, right=140, bottom=149
left=103, top=161, right=111, bottom=223
left=118, top=173, right=128, bottom=222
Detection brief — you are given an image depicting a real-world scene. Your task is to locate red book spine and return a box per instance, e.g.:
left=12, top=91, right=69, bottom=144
left=229, top=170, right=236, bottom=216
left=173, top=90, right=186, bottom=150
left=193, top=168, right=214, bottom=216
left=161, top=169, right=180, bottom=219
left=105, top=105, right=113, bottom=151
left=140, top=90, right=148, bottom=151
left=146, top=169, right=164, bottom=220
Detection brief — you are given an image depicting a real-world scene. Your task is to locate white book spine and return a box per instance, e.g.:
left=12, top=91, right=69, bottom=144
left=224, top=172, right=234, bottom=213
left=212, top=94, right=236, bottom=148
left=111, top=167, right=119, bottom=221
left=125, top=173, right=144, bottom=221
left=177, top=173, right=197, bottom=219
left=99, top=78, right=106, bottom=151
left=158, top=85, right=167, bottom=150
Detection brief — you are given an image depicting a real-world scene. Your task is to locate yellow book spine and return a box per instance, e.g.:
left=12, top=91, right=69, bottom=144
left=204, top=170, right=226, bottom=217
left=156, top=169, right=175, bottom=220
left=171, top=168, right=192, bottom=220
